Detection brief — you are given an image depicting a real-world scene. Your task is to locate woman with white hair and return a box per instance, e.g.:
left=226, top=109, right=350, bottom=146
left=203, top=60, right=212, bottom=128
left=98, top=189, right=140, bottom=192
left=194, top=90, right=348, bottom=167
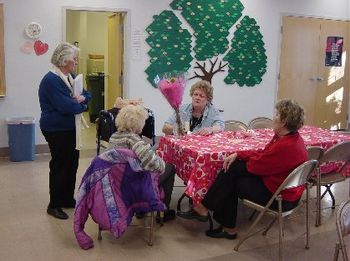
left=109, top=105, right=176, bottom=222
left=39, top=42, right=91, bottom=220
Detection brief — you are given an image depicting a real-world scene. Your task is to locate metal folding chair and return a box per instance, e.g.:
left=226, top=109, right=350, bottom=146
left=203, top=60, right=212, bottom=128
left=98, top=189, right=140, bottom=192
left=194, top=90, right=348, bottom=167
left=98, top=212, right=157, bottom=246
left=310, top=141, right=350, bottom=226
left=224, top=120, right=248, bottom=132
left=234, top=160, right=318, bottom=261
left=334, top=200, right=350, bottom=261
left=307, top=146, right=324, bottom=161
left=248, top=117, right=273, bottom=129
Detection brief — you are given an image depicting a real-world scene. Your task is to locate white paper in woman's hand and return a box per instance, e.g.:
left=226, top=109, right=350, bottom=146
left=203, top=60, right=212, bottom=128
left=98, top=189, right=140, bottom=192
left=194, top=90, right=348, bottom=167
left=73, top=74, right=83, bottom=96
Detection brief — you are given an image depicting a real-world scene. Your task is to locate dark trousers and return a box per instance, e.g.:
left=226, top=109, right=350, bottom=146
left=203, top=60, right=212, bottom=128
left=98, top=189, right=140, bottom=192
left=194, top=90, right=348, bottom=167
left=42, top=130, right=79, bottom=208
left=201, top=160, right=299, bottom=228
left=159, top=163, right=176, bottom=209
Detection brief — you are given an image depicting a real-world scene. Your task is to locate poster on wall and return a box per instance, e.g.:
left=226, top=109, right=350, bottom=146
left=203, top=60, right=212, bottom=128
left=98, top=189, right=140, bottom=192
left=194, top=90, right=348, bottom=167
left=325, top=36, right=343, bottom=67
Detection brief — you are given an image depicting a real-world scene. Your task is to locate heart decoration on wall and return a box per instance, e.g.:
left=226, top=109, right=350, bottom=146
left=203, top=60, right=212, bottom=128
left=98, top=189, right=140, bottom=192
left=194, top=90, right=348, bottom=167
left=34, top=40, right=48, bottom=56
left=20, top=41, right=34, bottom=54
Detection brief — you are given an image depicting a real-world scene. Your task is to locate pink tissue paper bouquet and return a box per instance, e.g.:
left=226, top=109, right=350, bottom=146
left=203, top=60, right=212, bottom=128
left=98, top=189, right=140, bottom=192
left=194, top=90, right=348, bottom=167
left=157, top=73, right=186, bottom=135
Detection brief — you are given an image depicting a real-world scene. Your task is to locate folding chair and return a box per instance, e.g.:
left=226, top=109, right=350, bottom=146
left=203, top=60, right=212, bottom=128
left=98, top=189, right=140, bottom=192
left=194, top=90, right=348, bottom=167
left=307, top=146, right=324, bottom=161
left=248, top=117, right=273, bottom=129
left=334, top=200, right=350, bottom=261
left=96, top=110, right=116, bottom=155
left=74, top=149, right=164, bottom=249
left=224, top=120, right=248, bottom=132
left=96, top=149, right=159, bottom=246
left=234, top=160, right=318, bottom=261
left=247, top=146, right=323, bottom=223
left=94, top=107, right=159, bottom=240
left=310, top=141, right=350, bottom=226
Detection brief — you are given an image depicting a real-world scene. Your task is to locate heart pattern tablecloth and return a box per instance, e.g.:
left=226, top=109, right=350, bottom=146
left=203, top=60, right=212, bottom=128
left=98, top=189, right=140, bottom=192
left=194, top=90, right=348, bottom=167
left=156, top=126, right=350, bottom=205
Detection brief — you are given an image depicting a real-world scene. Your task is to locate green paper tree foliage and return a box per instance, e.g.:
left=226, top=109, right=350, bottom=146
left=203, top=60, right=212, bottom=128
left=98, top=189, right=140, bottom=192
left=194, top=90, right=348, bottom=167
left=224, top=16, right=267, bottom=86
left=145, top=0, right=267, bottom=87
left=145, top=10, right=192, bottom=86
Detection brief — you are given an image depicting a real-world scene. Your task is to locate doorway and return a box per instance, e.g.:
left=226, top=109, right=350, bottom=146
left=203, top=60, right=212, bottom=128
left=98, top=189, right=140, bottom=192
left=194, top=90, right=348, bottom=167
left=277, top=16, right=350, bottom=130
left=65, top=9, right=126, bottom=150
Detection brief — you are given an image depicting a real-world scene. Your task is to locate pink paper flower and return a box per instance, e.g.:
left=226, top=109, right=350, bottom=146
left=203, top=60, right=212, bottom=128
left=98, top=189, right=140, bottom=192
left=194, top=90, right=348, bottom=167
left=157, top=73, right=186, bottom=135
left=158, top=76, right=185, bottom=110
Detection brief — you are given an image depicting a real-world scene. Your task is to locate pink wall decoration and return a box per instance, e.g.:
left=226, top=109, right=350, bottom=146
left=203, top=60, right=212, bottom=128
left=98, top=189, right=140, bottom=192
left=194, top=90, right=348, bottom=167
left=20, top=41, right=34, bottom=54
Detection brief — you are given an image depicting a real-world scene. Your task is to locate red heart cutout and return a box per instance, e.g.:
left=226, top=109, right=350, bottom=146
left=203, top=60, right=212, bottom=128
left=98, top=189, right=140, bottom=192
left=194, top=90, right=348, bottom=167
left=34, top=40, right=48, bottom=56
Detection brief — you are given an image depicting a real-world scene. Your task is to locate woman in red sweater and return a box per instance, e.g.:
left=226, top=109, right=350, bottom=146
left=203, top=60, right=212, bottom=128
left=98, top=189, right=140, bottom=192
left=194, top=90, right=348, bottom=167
left=177, top=99, right=308, bottom=239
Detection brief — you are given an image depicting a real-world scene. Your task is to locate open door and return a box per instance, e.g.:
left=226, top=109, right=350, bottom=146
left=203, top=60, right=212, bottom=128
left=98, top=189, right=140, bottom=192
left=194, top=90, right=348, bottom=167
left=106, top=13, right=125, bottom=109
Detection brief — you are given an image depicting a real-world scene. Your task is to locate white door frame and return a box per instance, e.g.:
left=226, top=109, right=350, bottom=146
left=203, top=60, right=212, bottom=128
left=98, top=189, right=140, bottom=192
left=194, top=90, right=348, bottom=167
left=62, top=6, right=131, bottom=99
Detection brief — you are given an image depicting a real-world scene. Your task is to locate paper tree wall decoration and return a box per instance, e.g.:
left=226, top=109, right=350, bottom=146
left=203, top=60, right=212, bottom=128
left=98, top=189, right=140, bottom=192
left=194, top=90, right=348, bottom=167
left=145, top=0, right=267, bottom=87
left=224, top=16, right=267, bottom=86
left=145, top=11, right=193, bottom=86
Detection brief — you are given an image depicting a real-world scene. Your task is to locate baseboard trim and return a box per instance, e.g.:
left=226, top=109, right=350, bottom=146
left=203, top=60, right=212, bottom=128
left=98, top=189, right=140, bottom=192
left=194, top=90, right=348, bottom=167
left=0, top=144, right=50, bottom=158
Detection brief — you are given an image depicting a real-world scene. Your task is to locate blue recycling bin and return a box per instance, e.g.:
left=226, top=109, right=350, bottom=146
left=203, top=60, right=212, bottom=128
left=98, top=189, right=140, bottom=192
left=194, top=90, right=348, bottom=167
left=6, top=117, right=35, bottom=161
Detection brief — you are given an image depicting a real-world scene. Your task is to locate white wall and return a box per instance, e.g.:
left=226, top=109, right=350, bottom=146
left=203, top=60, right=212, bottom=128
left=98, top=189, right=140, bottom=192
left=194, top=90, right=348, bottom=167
left=0, top=0, right=348, bottom=148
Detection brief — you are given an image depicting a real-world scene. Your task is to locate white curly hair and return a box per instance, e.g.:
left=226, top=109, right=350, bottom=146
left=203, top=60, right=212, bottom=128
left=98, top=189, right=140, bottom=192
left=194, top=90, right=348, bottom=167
left=115, top=105, right=149, bottom=134
left=50, top=42, right=79, bottom=67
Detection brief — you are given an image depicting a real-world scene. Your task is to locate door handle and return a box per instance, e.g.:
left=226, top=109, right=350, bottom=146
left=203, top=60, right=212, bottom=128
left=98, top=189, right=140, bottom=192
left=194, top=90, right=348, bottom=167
left=309, top=76, right=324, bottom=81
left=104, top=74, right=110, bottom=78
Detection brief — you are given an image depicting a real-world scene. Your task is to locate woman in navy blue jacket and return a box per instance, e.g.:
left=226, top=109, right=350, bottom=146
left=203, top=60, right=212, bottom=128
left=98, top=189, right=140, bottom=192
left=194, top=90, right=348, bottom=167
left=38, top=42, right=91, bottom=220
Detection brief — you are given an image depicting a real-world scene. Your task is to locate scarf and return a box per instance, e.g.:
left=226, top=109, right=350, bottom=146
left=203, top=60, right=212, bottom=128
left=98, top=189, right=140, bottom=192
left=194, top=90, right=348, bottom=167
left=50, top=66, right=89, bottom=150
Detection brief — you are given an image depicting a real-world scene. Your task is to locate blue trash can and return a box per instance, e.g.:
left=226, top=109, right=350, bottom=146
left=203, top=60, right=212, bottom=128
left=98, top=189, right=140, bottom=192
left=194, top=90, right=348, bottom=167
left=6, top=117, right=35, bottom=161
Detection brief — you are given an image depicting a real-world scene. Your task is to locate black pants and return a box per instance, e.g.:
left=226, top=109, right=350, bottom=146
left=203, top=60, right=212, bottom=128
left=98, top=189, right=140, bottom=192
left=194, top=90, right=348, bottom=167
left=42, top=130, right=79, bottom=209
left=201, top=160, right=299, bottom=228
left=159, top=163, right=176, bottom=209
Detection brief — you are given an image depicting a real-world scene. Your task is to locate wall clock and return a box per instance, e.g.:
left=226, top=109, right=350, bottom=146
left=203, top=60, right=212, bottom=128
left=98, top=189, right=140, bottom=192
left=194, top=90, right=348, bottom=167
left=24, top=22, right=42, bottom=39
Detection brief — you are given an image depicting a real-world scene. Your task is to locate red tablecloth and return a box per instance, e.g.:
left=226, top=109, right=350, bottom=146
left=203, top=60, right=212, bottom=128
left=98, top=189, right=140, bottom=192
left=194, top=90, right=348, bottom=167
left=156, top=126, right=350, bottom=205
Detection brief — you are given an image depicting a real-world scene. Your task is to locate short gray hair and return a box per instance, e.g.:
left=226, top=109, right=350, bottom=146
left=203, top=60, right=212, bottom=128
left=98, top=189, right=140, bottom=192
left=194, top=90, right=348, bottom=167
left=115, top=105, right=149, bottom=133
left=51, top=42, right=79, bottom=67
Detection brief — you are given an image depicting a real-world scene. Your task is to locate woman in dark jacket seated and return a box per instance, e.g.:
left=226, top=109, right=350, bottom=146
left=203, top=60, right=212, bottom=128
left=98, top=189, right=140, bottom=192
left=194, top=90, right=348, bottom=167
left=177, top=99, right=308, bottom=239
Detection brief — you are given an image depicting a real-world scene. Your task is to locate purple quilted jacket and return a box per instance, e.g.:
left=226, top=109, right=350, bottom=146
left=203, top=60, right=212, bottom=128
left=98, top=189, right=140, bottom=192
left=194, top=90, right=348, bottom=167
left=73, top=148, right=165, bottom=250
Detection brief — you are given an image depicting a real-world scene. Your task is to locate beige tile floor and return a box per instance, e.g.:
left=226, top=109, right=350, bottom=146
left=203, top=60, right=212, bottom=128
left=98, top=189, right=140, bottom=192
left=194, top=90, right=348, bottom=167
left=0, top=125, right=349, bottom=260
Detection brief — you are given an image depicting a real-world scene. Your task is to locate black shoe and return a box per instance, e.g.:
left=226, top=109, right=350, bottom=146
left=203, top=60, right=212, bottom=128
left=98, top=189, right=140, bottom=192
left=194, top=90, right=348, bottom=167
left=47, top=207, right=69, bottom=220
left=164, top=209, right=176, bottom=222
left=205, top=225, right=223, bottom=234
left=176, top=209, right=209, bottom=222
left=135, top=212, right=146, bottom=219
left=156, top=209, right=176, bottom=223
left=62, top=200, right=76, bottom=209
left=205, top=226, right=237, bottom=240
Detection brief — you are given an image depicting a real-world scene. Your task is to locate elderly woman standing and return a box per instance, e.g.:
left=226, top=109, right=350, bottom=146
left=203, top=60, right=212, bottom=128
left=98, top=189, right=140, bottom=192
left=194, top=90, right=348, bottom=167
left=178, top=99, right=308, bottom=239
left=39, top=42, right=91, bottom=220
left=162, top=80, right=224, bottom=135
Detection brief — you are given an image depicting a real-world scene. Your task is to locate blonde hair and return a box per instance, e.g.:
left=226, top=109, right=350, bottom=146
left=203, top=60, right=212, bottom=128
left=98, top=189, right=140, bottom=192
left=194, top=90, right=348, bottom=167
left=51, top=42, right=79, bottom=67
left=115, top=105, right=148, bottom=133
left=275, top=99, right=305, bottom=132
left=190, top=80, right=213, bottom=103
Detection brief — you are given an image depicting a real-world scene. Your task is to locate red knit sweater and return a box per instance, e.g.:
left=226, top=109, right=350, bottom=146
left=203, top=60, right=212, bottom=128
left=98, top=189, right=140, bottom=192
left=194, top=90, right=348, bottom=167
left=237, top=132, right=308, bottom=201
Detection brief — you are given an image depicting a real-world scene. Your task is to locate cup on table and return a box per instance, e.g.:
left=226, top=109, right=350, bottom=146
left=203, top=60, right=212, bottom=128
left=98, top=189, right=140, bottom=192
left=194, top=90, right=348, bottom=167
left=183, top=121, right=190, bottom=133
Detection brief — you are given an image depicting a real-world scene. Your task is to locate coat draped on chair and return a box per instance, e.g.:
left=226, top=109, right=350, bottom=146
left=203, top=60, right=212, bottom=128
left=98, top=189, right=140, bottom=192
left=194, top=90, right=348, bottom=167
left=73, top=148, right=165, bottom=250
